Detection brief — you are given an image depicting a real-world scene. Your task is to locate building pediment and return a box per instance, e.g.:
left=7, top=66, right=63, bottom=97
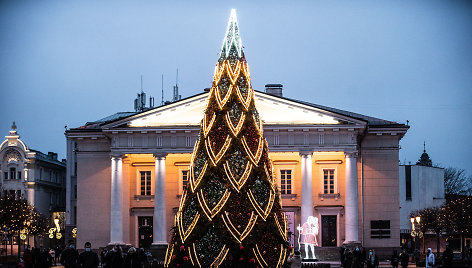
left=102, top=91, right=366, bottom=130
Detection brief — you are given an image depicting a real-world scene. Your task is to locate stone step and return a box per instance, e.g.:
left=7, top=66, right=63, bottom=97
left=298, top=246, right=341, bottom=261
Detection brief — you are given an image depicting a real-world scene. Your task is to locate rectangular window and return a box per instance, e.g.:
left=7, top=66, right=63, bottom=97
left=140, top=171, right=152, bottom=196
left=18, top=171, right=21, bottom=180
left=74, top=185, right=77, bottom=199
left=371, top=220, right=391, bottom=239
left=405, top=165, right=412, bottom=201
left=182, top=170, right=189, bottom=191
left=10, top=168, right=16, bottom=180
left=280, top=170, right=292, bottom=195
left=4, top=172, right=8, bottom=180
left=323, top=169, right=335, bottom=194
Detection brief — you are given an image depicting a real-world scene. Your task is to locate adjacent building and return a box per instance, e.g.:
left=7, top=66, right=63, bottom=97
left=399, top=148, right=445, bottom=251
left=0, top=122, right=67, bottom=220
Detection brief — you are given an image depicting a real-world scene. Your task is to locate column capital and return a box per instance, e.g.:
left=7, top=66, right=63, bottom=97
left=299, top=150, right=313, bottom=157
left=110, top=152, right=125, bottom=159
left=153, top=152, right=168, bottom=159
left=344, top=151, right=358, bottom=158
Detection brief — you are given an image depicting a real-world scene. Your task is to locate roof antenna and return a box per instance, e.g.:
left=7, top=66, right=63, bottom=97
left=140, top=75, right=144, bottom=93
left=161, top=74, right=164, bottom=105
left=173, top=68, right=180, bottom=102
left=423, top=141, right=426, bottom=153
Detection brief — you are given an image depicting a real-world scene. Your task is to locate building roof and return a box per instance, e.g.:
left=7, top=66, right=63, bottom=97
left=73, top=90, right=406, bottom=130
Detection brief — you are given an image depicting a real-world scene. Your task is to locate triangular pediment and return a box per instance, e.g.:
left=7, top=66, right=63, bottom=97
left=103, top=91, right=365, bottom=129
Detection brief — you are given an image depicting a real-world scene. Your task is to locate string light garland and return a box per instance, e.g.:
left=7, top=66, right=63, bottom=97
left=247, top=189, right=275, bottom=220
left=222, top=211, right=258, bottom=243
left=205, top=135, right=232, bottom=166
left=241, top=136, right=264, bottom=166
left=273, top=212, right=288, bottom=240
left=223, top=160, right=252, bottom=192
left=197, top=189, right=231, bottom=221
left=225, top=111, right=246, bottom=137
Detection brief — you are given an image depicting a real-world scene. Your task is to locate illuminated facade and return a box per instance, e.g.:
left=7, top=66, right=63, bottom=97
left=65, top=88, right=408, bottom=252
left=0, top=122, right=66, bottom=216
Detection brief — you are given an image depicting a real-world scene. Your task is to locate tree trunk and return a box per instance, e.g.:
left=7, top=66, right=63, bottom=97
left=436, top=232, right=440, bottom=256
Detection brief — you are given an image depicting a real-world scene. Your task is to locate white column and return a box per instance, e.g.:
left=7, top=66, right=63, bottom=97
left=109, top=154, right=124, bottom=245
left=65, top=139, right=73, bottom=225
left=344, top=152, right=359, bottom=243
left=153, top=152, right=167, bottom=245
left=300, top=152, right=313, bottom=225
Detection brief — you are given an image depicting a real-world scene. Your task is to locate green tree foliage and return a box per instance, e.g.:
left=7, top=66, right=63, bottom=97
left=0, top=192, right=48, bottom=238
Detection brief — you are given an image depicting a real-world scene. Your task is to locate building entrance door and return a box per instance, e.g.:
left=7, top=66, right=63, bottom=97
left=138, top=216, right=153, bottom=248
left=321, top=215, right=337, bottom=247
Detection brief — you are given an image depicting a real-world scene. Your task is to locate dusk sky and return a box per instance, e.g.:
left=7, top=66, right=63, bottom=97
left=1, top=1, right=471, bottom=174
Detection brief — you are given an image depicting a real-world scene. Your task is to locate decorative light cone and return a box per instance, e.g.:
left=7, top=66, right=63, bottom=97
left=165, top=9, right=289, bottom=268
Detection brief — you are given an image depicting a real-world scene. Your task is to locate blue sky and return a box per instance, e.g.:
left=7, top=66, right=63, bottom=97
left=1, top=0, right=471, bottom=173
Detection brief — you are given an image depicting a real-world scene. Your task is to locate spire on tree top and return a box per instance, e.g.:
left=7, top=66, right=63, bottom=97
left=220, top=9, right=243, bottom=61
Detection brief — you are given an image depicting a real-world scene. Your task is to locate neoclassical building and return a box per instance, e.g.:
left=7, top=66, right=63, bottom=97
left=0, top=122, right=66, bottom=218
left=65, top=12, right=408, bottom=256
left=66, top=85, right=408, bottom=252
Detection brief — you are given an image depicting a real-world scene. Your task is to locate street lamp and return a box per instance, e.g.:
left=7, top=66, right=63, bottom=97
left=49, top=217, right=62, bottom=249
left=411, top=216, right=423, bottom=259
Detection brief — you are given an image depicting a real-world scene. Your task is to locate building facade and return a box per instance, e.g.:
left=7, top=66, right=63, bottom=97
left=66, top=86, right=408, bottom=253
left=399, top=150, right=445, bottom=251
left=0, top=122, right=66, bottom=217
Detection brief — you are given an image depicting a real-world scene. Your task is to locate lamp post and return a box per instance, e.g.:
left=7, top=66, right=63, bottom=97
left=48, top=217, right=62, bottom=250
left=411, top=216, right=423, bottom=260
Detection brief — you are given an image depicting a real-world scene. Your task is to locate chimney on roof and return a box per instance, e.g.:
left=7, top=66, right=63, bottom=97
left=265, top=84, right=283, bottom=97
left=48, top=152, right=58, bottom=161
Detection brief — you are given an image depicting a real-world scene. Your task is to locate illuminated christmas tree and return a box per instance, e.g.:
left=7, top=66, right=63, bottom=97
left=165, top=9, right=288, bottom=268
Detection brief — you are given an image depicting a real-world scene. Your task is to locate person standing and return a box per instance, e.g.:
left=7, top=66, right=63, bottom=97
left=124, top=247, right=140, bottom=268
left=61, top=243, right=79, bottom=268
left=400, top=249, right=409, bottom=268
left=390, top=250, right=399, bottom=268
left=425, top=248, right=435, bottom=268
left=443, top=245, right=454, bottom=267
left=366, top=249, right=379, bottom=268
left=79, top=242, right=99, bottom=268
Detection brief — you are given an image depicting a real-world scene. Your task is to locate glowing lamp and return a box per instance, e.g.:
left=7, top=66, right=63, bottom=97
left=410, top=218, right=414, bottom=223
left=416, top=216, right=421, bottom=223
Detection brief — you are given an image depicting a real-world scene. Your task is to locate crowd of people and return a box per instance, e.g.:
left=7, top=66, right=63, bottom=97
left=18, top=242, right=153, bottom=268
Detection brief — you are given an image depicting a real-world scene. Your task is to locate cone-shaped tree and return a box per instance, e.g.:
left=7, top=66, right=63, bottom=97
left=165, top=10, right=289, bottom=268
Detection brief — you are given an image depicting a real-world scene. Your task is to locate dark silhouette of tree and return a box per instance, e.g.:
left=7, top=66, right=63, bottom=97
left=444, top=167, right=472, bottom=197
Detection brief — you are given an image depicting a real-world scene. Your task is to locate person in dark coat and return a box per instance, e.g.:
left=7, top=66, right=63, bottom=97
left=366, top=249, right=379, bottom=268
left=390, top=250, right=399, bottom=268
left=79, top=242, right=99, bottom=268
left=36, top=248, right=52, bottom=268
left=344, top=249, right=353, bottom=268
left=23, top=246, right=33, bottom=268
left=61, top=243, right=79, bottom=268
left=352, top=247, right=363, bottom=268
left=105, top=245, right=123, bottom=268
left=400, top=249, right=409, bottom=268
left=124, top=247, right=140, bottom=268
left=340, top=247, right=346, bottom=267
left=443, top=245, right=454, bottom=267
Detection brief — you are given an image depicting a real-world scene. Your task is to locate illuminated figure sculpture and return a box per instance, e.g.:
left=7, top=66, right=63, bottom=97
left=297, top=216, right=319, bottom=259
